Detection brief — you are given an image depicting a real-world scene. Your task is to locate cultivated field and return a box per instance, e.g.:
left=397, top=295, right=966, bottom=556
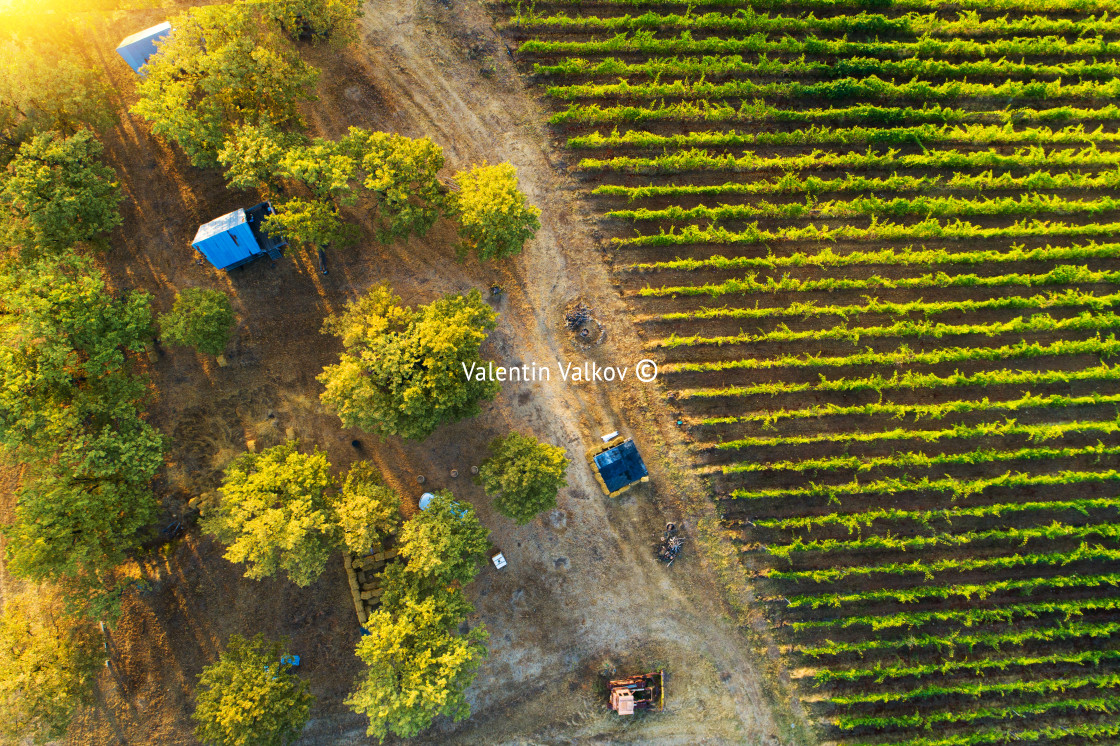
left=503, top=1, right=1120, bottom=744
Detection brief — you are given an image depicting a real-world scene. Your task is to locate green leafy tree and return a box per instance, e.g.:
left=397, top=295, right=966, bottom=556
left=256, top=0, right=364, bottom=45
left=479, top=433, right=569, bottom=524
left=277, top=128, right=444, bottom=247
left=5, top=424, right=166, bottom=588
left=131, top=4, right=319, bottom=168
left=217, top=123, right=303, bottom=194
left=398, top=490, right=489, bottom=587
left=192, top=633, right=313, bottom=746
left=335, top=461, right=400, bottom=554
left=0, top=256, right=164, bottom=614
left=346, top=580, right=487, bottom=742
left=1, top=130, right=121, bottom=253
left=200, top=441, right=338, bottom=587
left=319, top=285, right=499, bottom=441
left=0, top=255, right=155, bottom=453
left=342, top=128, right=445, bottom=243
left=0, top=587, right=99, bottom=744
left=266, top=197, right=360, bottom=249
left=277, top=138, right=358, bottom=201
left=0, top=40, right=113, bottom=162
left=450, top=162, right=540, bottom=260
left=220, top=127, right=444, bottom=249
left=158, top=288, right=236, bottom=357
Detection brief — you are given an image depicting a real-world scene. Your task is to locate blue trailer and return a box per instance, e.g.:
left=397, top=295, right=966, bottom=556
left=191, top=202, right=288, bottom=271
left=116, top=22, right=172, bottom=75
left=588, top=436, right=649, bottom=497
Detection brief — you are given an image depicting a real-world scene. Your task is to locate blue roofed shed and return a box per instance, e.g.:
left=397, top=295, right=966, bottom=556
left=191, top=202, right=287, bottom=271
left=589, top=437, right=649, bottom=497
left=116, top=22, right=172, bottom=75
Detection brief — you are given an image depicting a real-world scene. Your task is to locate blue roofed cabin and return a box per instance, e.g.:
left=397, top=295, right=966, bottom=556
left=191, top=202, right=288, bottom=271
left=116, top=22, right=172, bottom=75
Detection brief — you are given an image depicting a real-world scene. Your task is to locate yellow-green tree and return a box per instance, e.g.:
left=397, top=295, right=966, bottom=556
left=344, top=128, right=445, bottom=243
left=219, top=127, right=445, bottom=249
left=132, top=4, right=318, bottom=168
left=0, top=39, right=113, bottom=163
left=0, top=256, right=164, bottom=620
left=450, top=162, right=540, bottom=260
left=216, top=123, right=302, bottom=195
left=0, top=130, right=121, bottom=254
left=319, top=284, right=499, bottom=441
left=192, top=633, right=313, bottom=746
left=335, top=461, right=400, bottom=554
left=200, top=441, right=337, bottom=587
left=479, top=433, right=569, bottom=524
left=0, top=588, right=99, bottom=744
left=346, top=582, right=487, bottom=742
left=399, top=490, right=490, bottom=587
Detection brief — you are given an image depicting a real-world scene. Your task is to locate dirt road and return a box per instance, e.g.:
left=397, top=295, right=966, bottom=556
left=60, top=1, right=802, bottom=743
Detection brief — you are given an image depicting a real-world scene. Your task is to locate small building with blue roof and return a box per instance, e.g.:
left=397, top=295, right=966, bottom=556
left=191, top=202, right=288, bottom=271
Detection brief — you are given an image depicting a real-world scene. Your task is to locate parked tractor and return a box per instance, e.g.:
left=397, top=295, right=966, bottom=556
left=608, top=671, right=664, bottom=715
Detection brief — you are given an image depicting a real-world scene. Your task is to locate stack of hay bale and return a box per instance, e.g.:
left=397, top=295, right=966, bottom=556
left=344, top=542, right=399, bottom=625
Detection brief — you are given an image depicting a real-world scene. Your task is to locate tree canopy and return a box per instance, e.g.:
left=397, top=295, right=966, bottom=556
left=479, top=433, right=569, bottom=524
left=215, top=123, right=300, bottom=195
left=450, top=162, right=540, bottom=260
left=255, top=0, right=364, bottom=46
left=346, top=491, right=489, bottom=740
left=158, top=287, right=236, bottom=357
left=0, top=39, right=113, bottom=164
left=346, top=128, right=445, bottom=243
left=131, top=4, right=319, bottom=168
left=192, top=633, right=313, bottom=746
left=219, top=126, right=445, bottom=248
left=319, top=285, right=499, bottom=441
left=335, top=460, right=400, bottom=555
left=200, top=440, right=338, bottom=587
left=263, top=196, right=360, bottom=250
left=346, top=578, right=487, bottom=742
left=0, top=130, right=121, bottom=254
left=398, top=490, right=490, bottom=587
left=0, top=256, right=164, bottom=615
left=0, top=587, right=99, bottom=745
left=0, top=255, right=155, bottom=453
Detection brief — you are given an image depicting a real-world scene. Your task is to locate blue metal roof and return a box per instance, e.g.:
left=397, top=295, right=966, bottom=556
left=191, top=209, right=260, bottom=270
left=594, top=439, right=648, bottom=493
left=116, top=22, right=172, bottom=74
left=190, top=203, right=287, bottom=271
left=193, top=208, right=246, bottom=244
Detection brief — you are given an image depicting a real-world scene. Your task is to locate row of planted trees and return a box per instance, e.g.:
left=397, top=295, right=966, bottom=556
left=0, top=8, right=195, bottom=734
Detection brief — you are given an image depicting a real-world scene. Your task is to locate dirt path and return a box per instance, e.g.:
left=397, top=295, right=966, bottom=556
left=61, top=1, right=800, bottom=744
